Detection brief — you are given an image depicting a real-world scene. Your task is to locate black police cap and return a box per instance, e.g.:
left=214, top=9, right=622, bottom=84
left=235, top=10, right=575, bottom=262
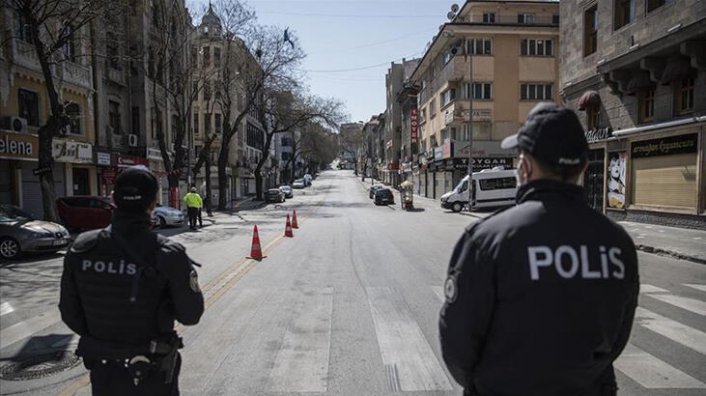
left=502, top=102, right=589, bottom=166
left=113, top=165, right=159, bottom=211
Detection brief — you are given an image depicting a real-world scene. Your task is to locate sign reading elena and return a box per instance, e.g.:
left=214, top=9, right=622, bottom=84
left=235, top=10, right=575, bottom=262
left=631, top=133, right=697, bottom=158
left=0, top=131, right=38, bottom=160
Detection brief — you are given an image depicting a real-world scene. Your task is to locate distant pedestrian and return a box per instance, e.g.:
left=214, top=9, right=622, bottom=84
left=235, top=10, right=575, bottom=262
left=439, top=103, right=639, bottom=396
left=59, top=165, right=204, bottom=395
left=183, top=187, right=203, bottom=231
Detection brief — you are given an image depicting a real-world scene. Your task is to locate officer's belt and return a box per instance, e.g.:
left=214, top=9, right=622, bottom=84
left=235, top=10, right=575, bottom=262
left=76, top=336, right=178, bottom=360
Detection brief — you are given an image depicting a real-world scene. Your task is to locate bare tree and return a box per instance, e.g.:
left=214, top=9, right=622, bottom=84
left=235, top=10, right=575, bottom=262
left=212, top=0, right=304, bottom=209
left=253, top=89, right=344, bottom=199
left=5, top=0, right=124, bottom=220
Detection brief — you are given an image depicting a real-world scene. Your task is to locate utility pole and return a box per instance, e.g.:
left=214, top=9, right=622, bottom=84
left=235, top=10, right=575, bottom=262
left=466, top=39, right=474, bottom=213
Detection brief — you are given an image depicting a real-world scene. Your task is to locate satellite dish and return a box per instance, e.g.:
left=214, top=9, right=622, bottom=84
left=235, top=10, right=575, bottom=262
left=451, top=3, right=460, bottom=13
left=447, top=11, right=456, bottom=20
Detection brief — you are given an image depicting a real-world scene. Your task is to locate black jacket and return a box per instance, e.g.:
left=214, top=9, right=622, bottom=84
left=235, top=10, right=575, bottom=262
left=59, top=210, right=204, bottom=350
left=439, top=180, right=639, bottom=396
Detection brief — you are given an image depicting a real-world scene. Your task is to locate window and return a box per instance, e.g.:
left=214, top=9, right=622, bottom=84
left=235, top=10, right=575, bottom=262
left=62, top=24, right=77, bottom=61
left=638, top=87, right=655, bottom=123
left=465, top=82, right=492, bottom=100
left=467, top=38, right=492, bottom=55
left=586, top=104, right=600, bottom=130
left=194, top=145, right=201, bottom=158
left=109, top=100, right=121, bottom=134
left=153, top=109, right=163, bottom=139
left=214, top=47, right=221, bottom=67
left=65, top=103, right=81, bottom=135
left=170, top=115, right=178, bottom=143
left=215, top=113, right=222, bottom=134
left=615, top=0, right=635, bottom=30
left=204, top=113, right=212, bottom=134
left=193, top=113, right=199, bottom=135
left=152, top=0, right=161, bottom=24
left=106, top=32, right=120, bottom=70
left=18, top=89, right=39, bottom=126
left=191, top=46, right=198, bottom=67
left=552, top=14, right=560, bottom=25
left=482, top=13, right=495, bottom=23
left=521, top=39, right=553, bottom=56
left=132, top=107, right=140, bottom=135
left=440, top=89, right=456, bottom=107
left=518, top=13, right=535, bottom=24
left=675, top=78, right=694, bottom=115
left=584, top=6, right=598, bottom=56
left=203, top=46, right=210, bottom=67
left=429, top=98, right=436, bottom=117
left=521, top=83, right=553, bottom=100
left=203, top=80, right=211, bottom=101
left=480, top=177, right=517, bottom=190
left=647, top=0, right=666, bottom=12
left=15, top=13, right=32, bottom=43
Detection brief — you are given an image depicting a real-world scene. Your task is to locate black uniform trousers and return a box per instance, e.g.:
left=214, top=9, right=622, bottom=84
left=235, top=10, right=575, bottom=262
left=187, top=207, right=199, bottom=229
left=88, top=354, right=182, bottom=396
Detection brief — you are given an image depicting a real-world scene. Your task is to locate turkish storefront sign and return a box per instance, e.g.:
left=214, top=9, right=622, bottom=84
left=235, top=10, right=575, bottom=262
left=631, top=133, right=698, bottom=158
left=52, top=139, right=93, bottom=163
left=147, top=147, right=163, bottom=161
left=116, top=154, right=149, bottom=168
left=451, top=109, right=493, bottom=123
left=436, top=157, right=514, bottom=172
left=585, top=127, right=613, bottom=143
left=434, top=146, right=444, bottom=161
left=410, top=108, right=419, bottom=145
left=455, top=140, right=506, bottom=158
left=96, top=151, right=112, bottom=166
left=442, top=140, right=454, bottom=159
left=0, top=131, right=38, bottom=160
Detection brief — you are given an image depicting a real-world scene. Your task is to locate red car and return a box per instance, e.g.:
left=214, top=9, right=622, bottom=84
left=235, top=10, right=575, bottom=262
left=56, top=196, right=115, bottom=232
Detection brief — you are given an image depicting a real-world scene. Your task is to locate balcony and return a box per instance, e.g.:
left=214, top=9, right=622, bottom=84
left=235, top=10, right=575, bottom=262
left=461, top=14, right=559, bottom=27
left=62, top=61, right=92, bottom=88
left=12, top=39, right=40, bottom=70
left=107, top=67, right=126, bottom=85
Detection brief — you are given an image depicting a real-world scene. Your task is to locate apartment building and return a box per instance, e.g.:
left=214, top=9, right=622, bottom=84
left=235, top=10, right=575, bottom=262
left=560, top=0, right=705, bottom=228
left=410, top=0, right=560, bottom=199
left=1, top=3, right=96, bottom=217
left=362, top=114, right=385, bottom=180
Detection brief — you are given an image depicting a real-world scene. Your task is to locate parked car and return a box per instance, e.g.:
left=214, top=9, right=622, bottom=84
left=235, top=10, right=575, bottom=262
left=152, top=204, right=185, bottom=228
left=56, top=196, right=115, bottom=231
left=292, top=179, right=306, bottom=189
left=374, top=188, right=395, bottom=205
left=279, top=185, right=294, bottom=198
left=369, top=185, right=384, bottom=199
left=265, top=188, right=286, bottom=203
left=0, top=204, right=71, bottom=259
left=303, top=174, right=313, bottom=186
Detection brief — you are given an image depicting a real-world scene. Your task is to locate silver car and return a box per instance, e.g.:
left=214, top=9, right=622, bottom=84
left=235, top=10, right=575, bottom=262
left=0, top=204, right=71, bottom=259
left=152, top=204, right=185, bottom=228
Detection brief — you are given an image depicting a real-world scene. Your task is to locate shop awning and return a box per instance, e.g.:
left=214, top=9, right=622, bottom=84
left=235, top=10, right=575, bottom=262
left=660, top=56, right=694, bottom=85
left=578, top=90, right=601, bottom=110
left=625, top=72, right=653, bottom=95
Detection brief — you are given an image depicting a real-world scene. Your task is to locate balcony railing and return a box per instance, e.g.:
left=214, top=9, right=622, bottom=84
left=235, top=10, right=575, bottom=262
left=63, top=61, right=92, bottom=88
left=12, top=39, right=39, bottom=69
left=462, top=14, right=559, bottom=26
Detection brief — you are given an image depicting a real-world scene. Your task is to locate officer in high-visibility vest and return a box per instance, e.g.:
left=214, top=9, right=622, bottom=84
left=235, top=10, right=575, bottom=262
left=183, top=187, right=203, bottom=231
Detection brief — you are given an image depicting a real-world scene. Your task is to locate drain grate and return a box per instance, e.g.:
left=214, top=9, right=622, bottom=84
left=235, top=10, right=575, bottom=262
left=0, top=352, right=82, bottom=381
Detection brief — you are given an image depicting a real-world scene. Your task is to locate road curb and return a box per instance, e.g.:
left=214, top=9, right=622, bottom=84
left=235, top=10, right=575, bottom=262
left=635, top=244, right=706, bottom=265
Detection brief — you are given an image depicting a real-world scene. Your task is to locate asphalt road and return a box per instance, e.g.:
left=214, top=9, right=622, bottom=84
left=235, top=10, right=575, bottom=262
left=1, top=170, right=705, bottom=395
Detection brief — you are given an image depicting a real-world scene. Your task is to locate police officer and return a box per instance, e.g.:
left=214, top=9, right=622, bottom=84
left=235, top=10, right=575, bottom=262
left=439, top=103, right=639, bottom=396
left=183, top=187, right=202, bottom=230
left=59, top=165, right=204, bottom=396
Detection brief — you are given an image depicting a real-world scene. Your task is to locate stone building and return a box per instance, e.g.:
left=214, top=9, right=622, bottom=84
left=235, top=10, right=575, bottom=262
left=411, top=0, right=560, bottom=199
left=560, top=0, right=706, bottom=227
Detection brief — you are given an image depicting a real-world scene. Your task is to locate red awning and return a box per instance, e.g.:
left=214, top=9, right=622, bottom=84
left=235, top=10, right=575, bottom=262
left=577, top=90, right=601, bottom=110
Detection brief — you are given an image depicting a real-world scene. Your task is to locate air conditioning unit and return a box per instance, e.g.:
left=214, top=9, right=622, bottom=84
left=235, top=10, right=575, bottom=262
left=1, top=116, right=28, bottom=133
left=128, top=134, right=139, bottom=147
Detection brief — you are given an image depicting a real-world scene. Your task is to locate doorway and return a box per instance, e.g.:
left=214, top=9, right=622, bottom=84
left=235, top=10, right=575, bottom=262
left=584, top=149, right=605, bottom=212
left=72, top=167, right=90, bottom=195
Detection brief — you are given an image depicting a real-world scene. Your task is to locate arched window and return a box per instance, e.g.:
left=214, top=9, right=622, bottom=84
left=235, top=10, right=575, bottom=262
left=65, top=102, right=81, bottom=135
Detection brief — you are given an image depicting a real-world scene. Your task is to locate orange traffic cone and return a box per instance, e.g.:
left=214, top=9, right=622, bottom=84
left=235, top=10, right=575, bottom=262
left=291, top=209, right=299, bottom=229
left=247, top=225, right=266, bottom=260
left=284, top=214, right=294, bottom=237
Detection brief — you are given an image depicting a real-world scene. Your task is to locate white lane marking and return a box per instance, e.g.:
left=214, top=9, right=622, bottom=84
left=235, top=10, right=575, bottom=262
left=431, top=286, right=445, bottom=303
left=615, top=344, right=706, bottom=389
left=267, top=287, right=334, bottom=393
left=0, top=302, right=14, bottom=316
left=693, top=237, right=702, bottom=240
left=635, top=307, right=706, bottom=355
left=0, top=310, right=60, bottom=348
left=367, top=287, right=452, bottom=391
left=647, top=294, right=706, bottom=316
left=683, top=284, right=706, bottom=293
left=641, top=284, right=669, bottom=294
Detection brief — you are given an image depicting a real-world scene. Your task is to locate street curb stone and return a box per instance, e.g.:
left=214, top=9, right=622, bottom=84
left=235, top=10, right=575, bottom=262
left=634, top=244, right=706, bottom=266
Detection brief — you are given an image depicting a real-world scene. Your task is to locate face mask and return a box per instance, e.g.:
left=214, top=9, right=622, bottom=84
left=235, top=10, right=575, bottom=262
left=515, top=156, right=531, bottom=187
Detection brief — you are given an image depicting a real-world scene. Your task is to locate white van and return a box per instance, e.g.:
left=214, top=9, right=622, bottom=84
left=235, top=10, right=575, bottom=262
left=440, top=168, right=517, bottom=212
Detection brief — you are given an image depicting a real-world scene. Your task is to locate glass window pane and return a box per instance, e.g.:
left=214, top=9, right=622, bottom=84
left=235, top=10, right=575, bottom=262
left=545, top=85, right=552, bottom=100
left=546, top=40, right=553, bottom=56
left=529, top=85, right=536, bottom=99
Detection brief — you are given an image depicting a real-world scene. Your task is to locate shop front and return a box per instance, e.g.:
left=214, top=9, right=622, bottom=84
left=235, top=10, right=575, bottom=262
left=52, top=138, right=96, bottom=198
left=1, top=131, right=39, bottom=211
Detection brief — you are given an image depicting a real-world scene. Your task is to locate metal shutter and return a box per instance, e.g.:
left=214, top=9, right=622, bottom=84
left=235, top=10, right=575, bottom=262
left=631, top=153, right=698, bottom=210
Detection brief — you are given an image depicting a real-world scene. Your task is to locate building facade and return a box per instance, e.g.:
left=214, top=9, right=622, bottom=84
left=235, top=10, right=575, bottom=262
left=411, top=0, right=560, bottom=199
left=560, top=0, right=706, bottom=228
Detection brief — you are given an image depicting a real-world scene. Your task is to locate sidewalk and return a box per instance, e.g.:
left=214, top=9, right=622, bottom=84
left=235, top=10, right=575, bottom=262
left=619, top=221, right=706, bottom=265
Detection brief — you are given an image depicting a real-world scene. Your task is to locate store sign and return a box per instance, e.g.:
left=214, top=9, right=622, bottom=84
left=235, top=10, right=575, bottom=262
left=53, top=139, right=93, bottom=163
left=116, top=154, right=149, bottom=168
left=96, top=151, right=112, bottom=166
left=442, top=141, right=454, bottom=159
left=410, top=108, right=419, bottom=144
left=472, top=157, right=513, bottom=170
left=0, top=131, right=38, bottom=160
left=631, top=133, right=698, bottom=158
left=585, top=127, right=613, bottom=143
left=434, top=146, right=444, bottom=161
left=147, top=147, right=163, bottom=161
